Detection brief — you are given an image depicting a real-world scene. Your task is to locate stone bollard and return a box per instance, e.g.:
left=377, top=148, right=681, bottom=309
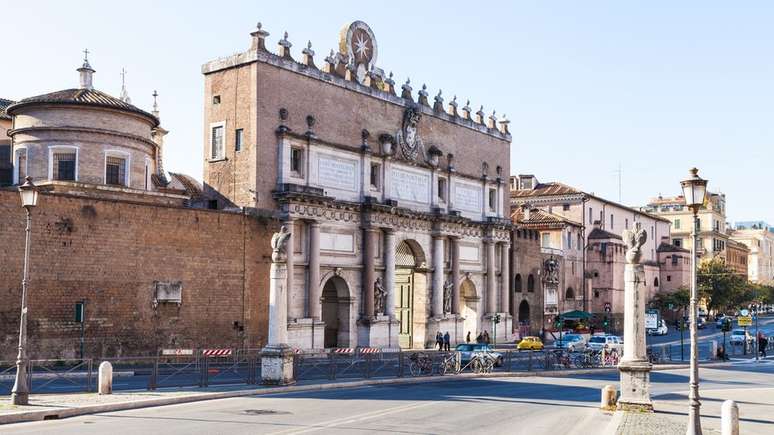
left=600, top=384, right=617, bottom=411
left=98, top=361, right=113, bottom=395
left=711, top=340, right=718, bottom=360
left=721, top=400, right=739, bottom=435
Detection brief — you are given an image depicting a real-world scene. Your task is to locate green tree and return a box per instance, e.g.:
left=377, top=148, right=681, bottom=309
left=696, top=257, right=747, bottom=312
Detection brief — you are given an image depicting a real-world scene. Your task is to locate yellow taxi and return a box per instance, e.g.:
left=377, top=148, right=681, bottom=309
left=517, top=336, right=544, bottom=351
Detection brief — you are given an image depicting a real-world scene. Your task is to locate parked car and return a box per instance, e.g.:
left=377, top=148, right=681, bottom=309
left=555, top=334, right=586, bottom=352
left=647, top=320, right=668, bottom=336
left=587, top=335, right=623, bottom=352
left=455, top=343, right=504, bottom=366
left=517, top=336, right=544, bottom=351
left=715, top=315, right=727, bottom=328
left=729, top=329, right=753, bottom=346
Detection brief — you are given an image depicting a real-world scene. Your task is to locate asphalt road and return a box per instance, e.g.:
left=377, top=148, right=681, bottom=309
left=5, top=361, right=774, bottom=435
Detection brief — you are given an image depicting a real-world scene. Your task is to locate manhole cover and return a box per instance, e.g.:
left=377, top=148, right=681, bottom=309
left=242, top=409, right=290, bottom=415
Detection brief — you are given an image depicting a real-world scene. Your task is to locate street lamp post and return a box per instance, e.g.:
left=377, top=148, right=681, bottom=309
left=11, top=177, right=39, bottom=406
left=680, top=168, right=707, bottom=435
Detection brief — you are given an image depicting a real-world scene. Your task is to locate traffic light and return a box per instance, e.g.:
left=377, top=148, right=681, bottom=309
left=722, top=318, right=732, bottom=332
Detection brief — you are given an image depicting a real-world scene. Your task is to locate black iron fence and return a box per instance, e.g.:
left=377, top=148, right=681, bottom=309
left=0, top=344, right=731, bottom=396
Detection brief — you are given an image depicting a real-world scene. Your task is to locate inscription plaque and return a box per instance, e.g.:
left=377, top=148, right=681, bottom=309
left=390, top=168, right=430, bottom=204
left=318, top=154, right=357, bottom=191
left=454, top=183, right=482, bottom=212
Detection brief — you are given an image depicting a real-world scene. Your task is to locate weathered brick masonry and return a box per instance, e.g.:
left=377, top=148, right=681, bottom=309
left=0, top=189, right=272, bottom=360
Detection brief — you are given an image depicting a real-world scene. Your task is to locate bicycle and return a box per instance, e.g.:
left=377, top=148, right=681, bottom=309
left=408, top=352, right=433, bottom=376
left=441, top=352, right=496, bottom=375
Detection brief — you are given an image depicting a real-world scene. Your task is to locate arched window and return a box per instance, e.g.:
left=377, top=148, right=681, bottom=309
left=654, top=277, right=659, bottom=287
left=566, top=287, right=575, bottom=299
left=527, top=274, right=535, bottom=292
left=514, top=274, right=522, bottom=293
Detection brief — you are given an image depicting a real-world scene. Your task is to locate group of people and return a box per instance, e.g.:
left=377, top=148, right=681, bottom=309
left=435, top=332, right=451, bottom=351
left=462, top=330, right=491, bottom=344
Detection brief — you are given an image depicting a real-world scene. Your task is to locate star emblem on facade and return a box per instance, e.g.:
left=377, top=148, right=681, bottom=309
left=354, top=33, right=370, bottom=59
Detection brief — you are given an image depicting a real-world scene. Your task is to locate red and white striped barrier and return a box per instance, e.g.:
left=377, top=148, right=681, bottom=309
left=332, top=348, right=354, bottom=354
left=203, top=348, right=232, bottom=357
left=358, top=347, right=381, bottom=354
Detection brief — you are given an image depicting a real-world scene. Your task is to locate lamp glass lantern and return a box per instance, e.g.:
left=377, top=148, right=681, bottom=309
left=18, top=177, right=39, bottom=208
left=680, top=168, right=707, bottom=209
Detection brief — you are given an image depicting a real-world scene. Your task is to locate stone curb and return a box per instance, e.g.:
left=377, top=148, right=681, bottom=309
left=0, top=361, right=730, bottom=425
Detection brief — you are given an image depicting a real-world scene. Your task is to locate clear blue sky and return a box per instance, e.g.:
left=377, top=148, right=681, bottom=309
left=3, top=1, right=772, bottom=223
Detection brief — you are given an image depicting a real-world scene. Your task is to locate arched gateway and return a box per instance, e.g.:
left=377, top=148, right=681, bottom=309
left=321, top=276, right=351, bottom=348
left=395, top=240, right=425, bottom=349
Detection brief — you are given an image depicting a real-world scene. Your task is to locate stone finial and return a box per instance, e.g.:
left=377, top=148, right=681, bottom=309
left=447, top=153, right=455, bottom=172
left=364, top=65, right=381, bottom=90
left=623, top=222, right=647, bottom=264
left=383, top=71, right=396, bottom=95
left=433, top=90, right=444, bottom=112
left=323, top=49, right=336, bottom=73
left=302, top=41, right=316, bottom=68
left=152, top=90, right=159, bottom=119
left=482, top=161, right=489, bottom=179
left=487, top=110, right=498, bottom=129
left=461, top=100, right=471, bottom=120
left=250, top=22, right=270, bottom=51
left=475, top=105, right=486, bottom=124
left=447, top=95, right=458, bottom=117
left=77, top=48, right=95, bottom=90
left=361, top=129, right=371, bottom=152
left=401, top=78, right=413, bottom=101
left=277, top=108, right=290, bottom=134
left=278, top=31, right=293, bottom=60
left=418, top=84, right=430, bottom=106
left=305, top=114, right=316, bottom=137
left=498, top=114, right=510, bottom=135
left=119, top=68, right=131, bottom=104
left=344, top=60, right=357, bottom=82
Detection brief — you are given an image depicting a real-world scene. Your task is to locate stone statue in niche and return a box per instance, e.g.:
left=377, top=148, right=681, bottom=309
left=374, top=277, right=386, bottom=315
left=443, top=280, right=453, bottom=314
left=270, top=225, right=291, bottom=262
left=395, top=106, right=426, bottom=163
left=543, top=258, right=560, bottom=285
left=623, top=223, right=647, bottom=264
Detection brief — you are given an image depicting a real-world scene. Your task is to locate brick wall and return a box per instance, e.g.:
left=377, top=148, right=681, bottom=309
left=0, top=189, right=273, bottom=360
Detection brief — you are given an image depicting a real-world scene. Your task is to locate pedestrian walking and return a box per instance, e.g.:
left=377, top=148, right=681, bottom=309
left=483, top=330, right=490, bottom=344
left=466, top=331, right=471, bottom=343
left=443, top=331, right=451, bottom=351
left=758, top=332, right=768, bottom=358
left=476, top=333, right=483, bottom=344
left=436, top=331, right=443, bottom=350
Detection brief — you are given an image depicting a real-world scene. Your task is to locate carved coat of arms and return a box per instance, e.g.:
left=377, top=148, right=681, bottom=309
left=543, top=258, right=560, bottom=286
left=395, top=106, right=427, bottom=163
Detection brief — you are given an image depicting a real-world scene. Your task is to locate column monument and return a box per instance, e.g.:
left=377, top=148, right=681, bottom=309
left=261, top=225, right=295, bottom=385
left=617, top=223, right=653, bottom=411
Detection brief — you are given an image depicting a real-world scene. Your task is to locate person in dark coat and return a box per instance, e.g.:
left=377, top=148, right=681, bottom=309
left=476, top=333, right=483, bottom=343
left=435, top=331, right=443, bottom=350
left=758, top=332, right=768, bottom=358
left=466, top=331, right=471, bottom=343
left=443, top=331, right=451, bottom=351
left=483, top=330, right=491, bottom=344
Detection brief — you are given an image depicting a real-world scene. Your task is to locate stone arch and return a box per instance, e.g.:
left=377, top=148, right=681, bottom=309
left=395, top=239, right=427, bottom=268
left=565, top=287, right=575, bottom=300
left=460, top=278, right=479, bottom=340
left=321, top=275, right=352, bottom=348
left=514, top=274, right=522, bottom=293
left=654, top=277, right=659, bottom=287
left=527, top=274, right=535, bottom=292
left=394, top=238, right=428, bottom=349
left=518, top=300, right=530, bottom=325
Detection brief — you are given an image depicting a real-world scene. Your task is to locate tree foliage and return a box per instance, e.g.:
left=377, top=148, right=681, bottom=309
left=697, top=257, right=752, bottom=312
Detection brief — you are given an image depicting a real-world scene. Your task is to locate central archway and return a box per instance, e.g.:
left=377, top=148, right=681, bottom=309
left=395, top=240, right=427, bottom=349
left=518, top=299, right=530, bottom=336
left=321, top=276, right=351, bottom=348
left=460, top=278, right=479, bottom=341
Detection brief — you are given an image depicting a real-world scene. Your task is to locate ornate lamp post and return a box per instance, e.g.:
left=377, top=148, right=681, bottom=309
left=680, top=168, right=707, bottom=435
left=11, top=177, right=39, bottom=405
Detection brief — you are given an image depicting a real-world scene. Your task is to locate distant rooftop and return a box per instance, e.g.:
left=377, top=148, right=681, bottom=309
left=0, top=98, right=14, bottom=120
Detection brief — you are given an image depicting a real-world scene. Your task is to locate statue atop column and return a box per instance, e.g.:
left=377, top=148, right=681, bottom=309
left=443, top=280, right=453, bottom=314
left=271, top=225, right=291, bottom=263
left=374, top=277, right=386, bottom=315
left=623, top=223, right=647, bottom=264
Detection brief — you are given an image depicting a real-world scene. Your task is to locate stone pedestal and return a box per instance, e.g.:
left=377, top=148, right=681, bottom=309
left=287, top=318, right=325, bottom=350
left=260, top=344, right=295, bottom=385
left=618, top=361, right=653, bottom=411
left=357, top=315, right=399, bottom=348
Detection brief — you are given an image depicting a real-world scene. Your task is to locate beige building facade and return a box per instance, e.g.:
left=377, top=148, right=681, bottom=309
left=202, top=21, right=513, bottom=349
left=729, top=223, right=774, bottom=284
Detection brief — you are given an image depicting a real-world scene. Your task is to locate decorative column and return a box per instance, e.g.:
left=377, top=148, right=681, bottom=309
left=262, top=225, right=294, bottom=385
left=485, top=238, right=496, bottom=314
left=363, top=228, right=377, bottom=319
left=618, top=223, right=653, bottom=411
left=285, top=219, right=295, bottom=320
left=384, top=229, right=396, bottom=318
left=451, top=237, right=461, bottom=314
left=500, top=242, right=510, bottom=313
left=308, top=221, right=321, bottom=320
left=432, top=235, right=445, bottom=318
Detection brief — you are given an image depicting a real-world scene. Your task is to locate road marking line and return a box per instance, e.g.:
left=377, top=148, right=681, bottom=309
left=271, top=401, right=435, bottom=435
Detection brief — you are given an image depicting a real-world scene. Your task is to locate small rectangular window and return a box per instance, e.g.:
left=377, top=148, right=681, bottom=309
left=53, top=152, right=76, bottom=181
left=589, top=208, right=593, bottom=224
left=105, top=156, right=126, bottom=186
left=667, top=275, right=672, bottom=282
left=610, top=214, right=614, bottom=229
left=290, top=147, right=304, bottom=175
left=17, top=150, right=27, bottom=181
left=235, top=128, right=243, bottom=152
left=673, top=238, right=682, bottom=247
left=674, top=218, right=681, bottom=230
left=370, top=162, right=381, bottom=189
left=672, top=255, right=679, bottom=266
left=212, top=95, right=221, bottom=104
left=488, top=188, right=497, bottom=211
left=211, top=125, right=224, bottom=159
left=438, top=177, right=447, bottom=202
left=541, top=233, right=550, bottom=248
left=625, top=218, right=629, bottom=229
left=563, top=203, right=570, bottom=211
